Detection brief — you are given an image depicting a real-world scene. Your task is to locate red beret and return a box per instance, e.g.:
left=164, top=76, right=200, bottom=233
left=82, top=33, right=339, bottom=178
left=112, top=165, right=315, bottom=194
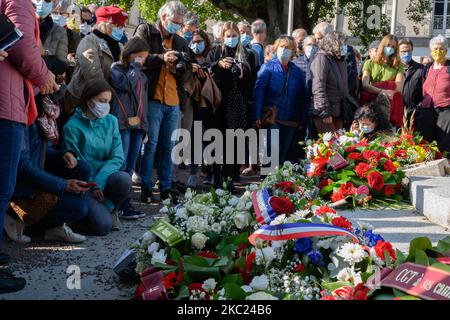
left=95, top=5, right=128, bottom=27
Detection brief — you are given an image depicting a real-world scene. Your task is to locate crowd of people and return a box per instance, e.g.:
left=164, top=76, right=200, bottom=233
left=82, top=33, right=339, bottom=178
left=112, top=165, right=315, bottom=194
left=0, top=0, right=449, bottom=294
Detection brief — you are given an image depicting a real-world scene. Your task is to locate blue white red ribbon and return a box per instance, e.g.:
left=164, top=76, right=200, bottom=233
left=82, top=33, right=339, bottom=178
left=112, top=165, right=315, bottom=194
left=251, top=189, right=277, bottom=225
left=248, top=222, right=359, bottom=246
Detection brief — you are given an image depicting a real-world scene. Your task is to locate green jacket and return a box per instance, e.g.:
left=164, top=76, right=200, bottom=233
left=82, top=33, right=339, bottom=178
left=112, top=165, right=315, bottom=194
left=63, top=108, right=124, bottom=190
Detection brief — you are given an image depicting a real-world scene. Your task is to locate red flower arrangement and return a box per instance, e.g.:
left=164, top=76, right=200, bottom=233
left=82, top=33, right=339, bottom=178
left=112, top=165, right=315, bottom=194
left=355, top=162, right=372, bottom=178
left=269, top=196, right=295, bottom=214
left=163, top=271, right=183, bottom=290
left=374, top=240, right=396, bottom=264
left=331, top=216, right=353, bottom=231
left=367, top=171, right=384, bottom=191
left=197, top=251, right=219, bottom=259
left=315, top=206, right=337, bottom=216
left=384, top=185, right=395, bottom=196
left=273, top=181, right=295, bottom=193
left=383, top=160, right=397, bottom=174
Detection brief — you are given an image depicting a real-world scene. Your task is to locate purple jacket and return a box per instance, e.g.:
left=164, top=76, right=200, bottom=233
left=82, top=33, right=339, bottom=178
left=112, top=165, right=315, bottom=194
left=0, top=0, right=51, bottom=124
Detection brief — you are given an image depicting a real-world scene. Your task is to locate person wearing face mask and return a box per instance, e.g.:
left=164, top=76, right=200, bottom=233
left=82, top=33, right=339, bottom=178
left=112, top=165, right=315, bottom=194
left=418, top=35, right=450, bottom=156
left=178, top=11, right=199, bottom=45
left=350, top=103, right=391, bottom=141
left=80, top=6, right=94, bottom=38
left=253, top=36, right=308, bottom=166
left=206, top=21, right=251, bottom=190
left=361, top=34, right=405, bottom=128
left=35, top=0, right=69, bottom=63
left=133, top=1, right=193, bottom=203
left=310, top=31, right=350, bottom=134
left=65, top=5, right=128, bottom=124
left=63, top=79, right=132, bottom=235
left=398, top=38, right=423, bottom=121
left=109, top=38, right=149, bottom=220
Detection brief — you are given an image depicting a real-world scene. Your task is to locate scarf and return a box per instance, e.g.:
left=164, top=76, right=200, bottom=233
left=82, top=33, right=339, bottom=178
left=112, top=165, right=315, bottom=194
left=93, top=29, right=121, bottom=62
left=37, top=95, right=60, bottom=145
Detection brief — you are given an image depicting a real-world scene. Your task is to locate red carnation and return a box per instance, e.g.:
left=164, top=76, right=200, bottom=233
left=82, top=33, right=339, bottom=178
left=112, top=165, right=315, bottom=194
left=163, top=271, right=182, bottom=290
left=367, top=171, right=384, bottom=191
left=197, top=251, right=219, bottom=259
left=236, top=243, right=248, bottom=257
left=384, top=185, right=395, bottom=196
left=269, top=196, right=295, bottom=214
left=309, top=158, right=328, bottom=177
left=355, top=141, right=370, bottom=147
left=352, top=283, right=369, bottom=300
left=374, top=240, right=396, bottom=264
left=347, top=152, right=362, bottom=161
left=384, top=159, right=397, bottom=174
left=331, top=189, right=346, bottom=203
left=340, top=182, right=357, bottom=195
left=331, top=216, right=353, bottom=231
left=246, top=251, right=256, bottom=273
left=355, top=162, right=372, bottom=178
left=363, top=150, right=381, bottom=166
left=394, top=149, right=407, bottom=159
left=274, top=181, right=294, bottom=193
left=315, top=206, right=337, bottom=216
left=380, top=152, right=390, bottom=159
left=345, top=146, right=356, bottom=153
left=318, top=178, right=332, bottom=191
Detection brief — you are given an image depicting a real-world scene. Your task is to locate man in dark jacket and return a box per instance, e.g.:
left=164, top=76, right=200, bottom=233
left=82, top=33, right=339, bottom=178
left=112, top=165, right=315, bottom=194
left=133, top=1, right=193, bottom=203
left=399, top=38, right=424, bottom=119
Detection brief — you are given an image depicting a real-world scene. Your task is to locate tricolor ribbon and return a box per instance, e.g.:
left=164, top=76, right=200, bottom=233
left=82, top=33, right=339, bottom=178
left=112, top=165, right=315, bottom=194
left=251, top=189, right=277, bottom=225
left=248, top=222, right=359, bottom=246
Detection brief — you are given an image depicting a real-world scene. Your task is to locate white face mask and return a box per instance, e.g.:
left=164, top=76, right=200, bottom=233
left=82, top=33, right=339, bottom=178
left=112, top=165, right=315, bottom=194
left=90, top=100, right=110, bottom=118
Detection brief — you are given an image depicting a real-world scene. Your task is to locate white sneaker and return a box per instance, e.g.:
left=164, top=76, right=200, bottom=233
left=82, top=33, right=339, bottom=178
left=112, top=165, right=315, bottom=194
left=44, top=224, right=86, bottom=243
left=4, top=214, right=31, bottom=244
left=132, top=172, right=141, bottom=184
left=112, top=210, right=122, bottom=231
left=187, top=175, right=198, bottom=188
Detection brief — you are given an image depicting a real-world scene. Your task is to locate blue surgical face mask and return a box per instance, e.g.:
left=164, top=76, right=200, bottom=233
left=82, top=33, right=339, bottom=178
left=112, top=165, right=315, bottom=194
left=90, top=100, right=110, bottom=119
left=400, top=52, right=412, bottom=63
left=360, top=125, right=374, bottom=134
left=165, top=20, right=181, bottom=34
left=340, top=44, right=348, bottom=57
left=52, top=14, right=66, bottom=27
left=277, top=47, right=292, bottom=63
left=190, top=41, right=205, bottom=55
left=240, top=34, right=252, bottom=47
left=224, top=36, right=239, bottom=48
left=384, top=46, right=395, bottom=57
left=183, top=31, right=193, bottom=44
left=35, top=1, right=53, bottom=18
left=305, top=45, right=317, bottom=59
left=111, top=27, right=124, bottom=42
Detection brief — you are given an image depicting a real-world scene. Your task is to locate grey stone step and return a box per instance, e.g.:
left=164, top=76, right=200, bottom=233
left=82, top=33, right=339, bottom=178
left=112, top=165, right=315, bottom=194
left=410, top=176, right=450, bottom=229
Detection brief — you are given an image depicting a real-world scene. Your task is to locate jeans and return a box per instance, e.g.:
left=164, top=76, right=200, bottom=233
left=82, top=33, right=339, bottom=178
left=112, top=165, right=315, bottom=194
left=38, top=160, right=91, bottom=229
left=141, top=101, right=180, bottom=191
left=86, top=171, right=131, bottom=236
left=120, top=129, right=145, bottom=176
left=0, top=120, right=24, bottom=242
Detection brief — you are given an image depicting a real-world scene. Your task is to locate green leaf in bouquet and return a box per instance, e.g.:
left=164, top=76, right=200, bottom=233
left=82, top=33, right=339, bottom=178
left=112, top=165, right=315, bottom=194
left=213, top=256, right=230, bottom=268
left=433, top=239, right=450, bottom=255
left=152, top=262, right=178, bottom=271
left=233, top=232, right=249, bottom=246
left=320, top=281, right=353, bottom=291
left=223, top=283, right=247, bottom=300
left=234, top=256, right=246, bottom=269
left=310, top=216, right=322, bottom=224
left=170, top=248, right=182, bottom=263
left=320, top=184, right=334, bottom=195
left=183, top=264, right=221, bottom=282
left=216, top=243, right=233, bottom=257
left=395, top=249, right=407, bottom=267
left=408, top=237, right=433, bottom=260
left=183, top=255, right=210, bottom=267
left=175, top=285, right=189, bottom=300
left=414, top=249, right=430, bottom=266
left=222, top=274, right=244, bottom=287
left=393, top=288, right=420, bottom=300
left=381, top=172, right=392, bottom=181
left=384, top=251, right=392, bottom=267
left=372, top=293, right=396, bottom=300
left=342, top=170, right=356, bottom=177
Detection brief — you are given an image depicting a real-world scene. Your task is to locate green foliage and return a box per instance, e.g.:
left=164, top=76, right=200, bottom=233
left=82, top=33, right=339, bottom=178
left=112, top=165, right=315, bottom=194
left=405, top=0, right=433, bottom=35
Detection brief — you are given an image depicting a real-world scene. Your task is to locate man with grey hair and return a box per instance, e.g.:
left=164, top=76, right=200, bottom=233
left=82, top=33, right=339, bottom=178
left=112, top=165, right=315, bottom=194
left=134, top=1, right=193, bottom=203
left=313, top=22, right=334, bottom=41
left=292, top=28, right=307, bottom=56
left=178, top=11, right=199, bottom=44
left=251, top=19, right=267, bottom=65
left=212, top=21, right=224, bottom=46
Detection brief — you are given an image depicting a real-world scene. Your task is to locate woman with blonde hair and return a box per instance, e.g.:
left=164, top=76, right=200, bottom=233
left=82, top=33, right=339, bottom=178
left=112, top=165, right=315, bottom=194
left=206, top=21, right=251, bottom=190
left=361, top=34, right=405, bottom=127
left=253, top=35, right=308, bottom=165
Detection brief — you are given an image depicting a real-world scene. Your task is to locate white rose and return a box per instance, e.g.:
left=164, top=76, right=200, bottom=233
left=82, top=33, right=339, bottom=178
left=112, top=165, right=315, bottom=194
left=234, top=212, right=251, bottom=229
left=147, top=242, right=160, bottom=255
left=256, top=246, right=276, bottom=265
left=142, top=231, right=156, bottom=243
left=202, top=278, right=217, bottom=291
left=246, top=292, right=278, bottom=300
left=191, top=232, right=208, bottom=250
left=229, top=197, right=239, bottom=207
left=211, top=223, right=222, bottom=234
left=151, top=249, right=167, bottom=265
left=249, top=275, right=269, bottom=291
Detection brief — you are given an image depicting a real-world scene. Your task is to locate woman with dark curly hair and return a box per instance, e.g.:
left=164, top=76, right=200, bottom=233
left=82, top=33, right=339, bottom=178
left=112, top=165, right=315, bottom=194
left=351, top=102, right=391, bottom=140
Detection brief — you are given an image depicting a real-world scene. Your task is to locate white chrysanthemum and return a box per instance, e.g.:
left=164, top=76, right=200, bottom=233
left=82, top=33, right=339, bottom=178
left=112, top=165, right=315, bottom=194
left=337, top=267, right=363, bottom=285
left=202, top=278, right=217, bottom=291
left=175, top=207, right=188, bottom=220
left=336, top=243, right=368, bottom=265
left=290, top=210, right=309, bottom=220
left=211, top=223, right=222, bottom=234
left=369, top=247, right=385, bottom=266
left=246, top=292, right=278, bottom=300
left=270, top=214, right=287, bottom=226
left=150, top=249, right=167, bottom=265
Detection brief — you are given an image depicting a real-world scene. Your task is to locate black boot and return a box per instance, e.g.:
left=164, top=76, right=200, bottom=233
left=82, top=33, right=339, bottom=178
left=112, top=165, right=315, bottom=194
left=140, top=186, right=156, bottom=203
left=0, top=252, right=10, bottom=266
left=0, top=270, right=26, bottom=294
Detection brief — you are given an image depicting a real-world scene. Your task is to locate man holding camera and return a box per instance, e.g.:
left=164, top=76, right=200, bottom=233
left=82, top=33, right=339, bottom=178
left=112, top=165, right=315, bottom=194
left=134, top=1, right=193, bottom=203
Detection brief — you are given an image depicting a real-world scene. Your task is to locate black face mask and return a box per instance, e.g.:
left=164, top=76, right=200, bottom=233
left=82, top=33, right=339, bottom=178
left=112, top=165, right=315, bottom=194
left=82, top=19, right=93, bottom=25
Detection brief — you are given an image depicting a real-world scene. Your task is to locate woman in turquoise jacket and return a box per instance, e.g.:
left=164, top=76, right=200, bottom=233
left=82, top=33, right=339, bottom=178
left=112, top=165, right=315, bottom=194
left=63, top=79, right=131, bottom=236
